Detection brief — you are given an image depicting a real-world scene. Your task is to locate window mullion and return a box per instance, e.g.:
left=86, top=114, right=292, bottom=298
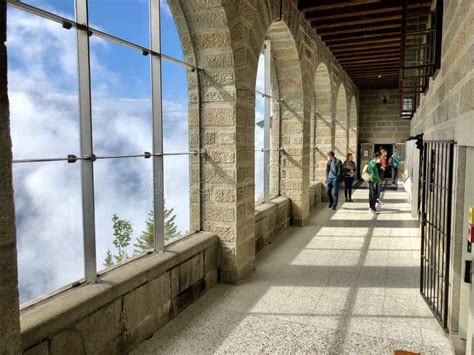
left=75, top=0, right=97, bottom=282
left=263, top=40, right=271, bottom=203
left=150, top=0, right=165, bottom=251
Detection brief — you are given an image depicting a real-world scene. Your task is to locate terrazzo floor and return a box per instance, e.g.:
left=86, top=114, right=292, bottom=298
left=133, top=184, right=454, bottom=354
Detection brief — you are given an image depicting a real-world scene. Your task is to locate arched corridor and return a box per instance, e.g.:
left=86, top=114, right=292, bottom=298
left=1, top=0, right=472, bottom=353
left=133, top=185, right=453, bottom=354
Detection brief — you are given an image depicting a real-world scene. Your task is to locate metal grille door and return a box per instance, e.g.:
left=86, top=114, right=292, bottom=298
left=420, top=140, right=455, bottom=330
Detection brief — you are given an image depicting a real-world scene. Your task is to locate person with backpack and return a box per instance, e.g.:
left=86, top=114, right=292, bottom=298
left=367, top=152, right=382, bottom=214
left=389, top=151, right=401, bottom=184
left=326, top=151, right=342, bottom=211
left=376, top=149, right=388, bottom=204
left=343, top=153, right=356, bottom=202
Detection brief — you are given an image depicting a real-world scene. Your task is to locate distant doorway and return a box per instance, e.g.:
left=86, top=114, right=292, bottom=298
left=374, top=144, right=394, bottom=179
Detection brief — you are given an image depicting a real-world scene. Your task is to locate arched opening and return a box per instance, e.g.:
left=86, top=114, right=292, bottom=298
left=349, top=97, right=358, bottom=162
left=312, top=63, right=332, bottom=182
left=335, top=85, right=348, bottom=159
left=256, top=21, right=307, bottom=223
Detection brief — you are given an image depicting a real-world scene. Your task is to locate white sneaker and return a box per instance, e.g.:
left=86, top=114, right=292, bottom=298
left=368, top=208, right=375, bottom=214
left=374, top=209, right=380, bottom=215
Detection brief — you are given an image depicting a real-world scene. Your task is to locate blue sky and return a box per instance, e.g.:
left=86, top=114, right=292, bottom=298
left=7, top=1, right=191, bottom=303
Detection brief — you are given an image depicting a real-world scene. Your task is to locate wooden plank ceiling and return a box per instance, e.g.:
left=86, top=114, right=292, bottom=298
left=298, top=0, right=433, bottom=89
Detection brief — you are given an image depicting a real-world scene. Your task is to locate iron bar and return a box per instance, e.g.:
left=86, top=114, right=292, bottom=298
left=76, top=0, right=97, bottom=284
left=150, top=0, right=165, bottom=252
left=12, top=151, right=203, bottom=164
left=256, top=90, right=284, bottom=103
left=444, top=142, right=454, bottom=330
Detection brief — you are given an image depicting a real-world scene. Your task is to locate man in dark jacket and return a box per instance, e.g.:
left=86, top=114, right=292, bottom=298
left=326, top=151, right=342, bottom=210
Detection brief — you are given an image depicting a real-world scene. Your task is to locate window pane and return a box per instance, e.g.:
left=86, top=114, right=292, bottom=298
left=88, top=0, right=149, bottom=47
left=255, top=54, right=265, bottom=203
left=162, top=61, right=189, bottom=153
left=7, top=7, right=80, bottom=160
left=160, top=0, right=184, bottom=60
left=14, top=162, right=83, bottom=304
left=164, top=155, right=190, bottom=244
left=162, top=56, right=190, bottom=243
left=94, top=158, right=154, bottom=271
left=14, top=0, right=75, bottom=20
left=90, top=37, right=152, bottom=155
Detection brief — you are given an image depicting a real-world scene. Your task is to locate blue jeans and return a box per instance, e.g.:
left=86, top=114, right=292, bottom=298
left=326, top=177, right=339, bottom=207
left=344, top=176, right=354, bottom=200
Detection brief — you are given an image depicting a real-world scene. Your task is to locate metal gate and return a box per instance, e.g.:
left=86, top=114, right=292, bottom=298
left=420, top=140, right=455, bottom=330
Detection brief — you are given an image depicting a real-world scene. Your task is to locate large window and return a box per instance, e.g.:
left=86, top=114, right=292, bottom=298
left=255, top=40, right=280, bottom=204
left=7, top=0, right=194, bottom=305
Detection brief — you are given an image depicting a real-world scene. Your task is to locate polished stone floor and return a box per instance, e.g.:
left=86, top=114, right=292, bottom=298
left=133, top=185, right=454, bottom=354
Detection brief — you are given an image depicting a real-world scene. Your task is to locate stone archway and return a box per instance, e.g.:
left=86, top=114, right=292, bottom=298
left=313, top=63, right=332, bottom=182
left=264, top=21, right=308, bottom=226
left=335, top=85, right=348, bottom=159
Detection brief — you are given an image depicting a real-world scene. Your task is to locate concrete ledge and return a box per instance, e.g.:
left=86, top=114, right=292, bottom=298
left=21, top=232, right=219, bottom=353
left=255, top=196, right=291, bottom=252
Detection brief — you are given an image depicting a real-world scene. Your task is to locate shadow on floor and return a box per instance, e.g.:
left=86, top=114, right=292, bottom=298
left=132, top=187, right=453, bottom=354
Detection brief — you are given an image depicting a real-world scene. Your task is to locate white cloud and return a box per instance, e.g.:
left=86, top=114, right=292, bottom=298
left=7, top=6, right=190, bottom=303
left=160, top=0, right=173, bottom=17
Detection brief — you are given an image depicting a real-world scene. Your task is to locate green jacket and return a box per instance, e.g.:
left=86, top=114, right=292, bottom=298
left=368, top=160, right=380, bottom=183
left=390, top=155, right=401, bottom=168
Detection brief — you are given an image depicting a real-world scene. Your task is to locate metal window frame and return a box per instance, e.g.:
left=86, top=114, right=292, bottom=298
left=75, top=0, right=97, bottom=283
left=263, top=39, right=271, bottom=203
left=8, top=0, right=200, bottom=296
left=150, top=0, right=165, bottom=252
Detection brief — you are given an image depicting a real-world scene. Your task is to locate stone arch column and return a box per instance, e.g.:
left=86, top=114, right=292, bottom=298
left=265, top=22, right=309, bottom=226
left=349, top=97, right=358, bottom=162
left=335, top=85, right=349, bottom=159
left=175, top=0, right=260, bottom=283
left=313, top=63, right=332, bottom=183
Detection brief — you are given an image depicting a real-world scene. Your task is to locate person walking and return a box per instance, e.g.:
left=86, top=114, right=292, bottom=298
left=326, top=151, right=342, bottom=211
left=368, top=152, right=382, bottom=215
left=376, top=149, right=388, bottom=205
left=389, top=151, right=401, bottom=184
left=343, top=153, right=356, bottom=202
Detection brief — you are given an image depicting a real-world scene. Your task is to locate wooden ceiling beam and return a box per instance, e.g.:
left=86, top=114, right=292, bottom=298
left=329, top=37, right=401, bottom=48
left=351, top=75, right=400, bottom=80
left=312, top=14, right=402, bottom=30
left=340, top=56, right=401, bottom=65
left=338, top=52, right=401, bottom=62
left=336, top=47, right=401, bottom=58
left=306, top=6, right=402, bottom=22
left=346, top=69, right=400, bottom=75
left=316, top=23, right=402, bottom=36
left=299, top=0, right=386, bottom=13
left=332, top=42, right=401, bottom=53
left=344, top=60, right=400, bottom=67
left=346, top=63, right=400, bottom=69
left=325, top=32, right=401, bottom=44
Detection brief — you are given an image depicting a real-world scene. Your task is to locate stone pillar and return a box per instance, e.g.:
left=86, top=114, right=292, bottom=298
left=0, top=2, right=22, bottom=353
left=268, top=21, right=309, bottom=226
left=180, top=0, right=256, bottom=283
